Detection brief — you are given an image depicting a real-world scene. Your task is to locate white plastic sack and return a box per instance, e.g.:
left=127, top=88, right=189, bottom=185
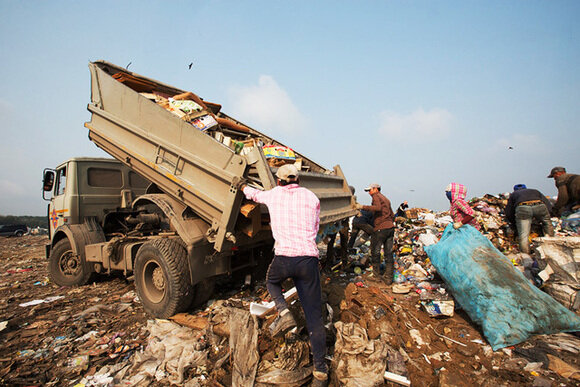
left=417, top=232, right=439, bottom=247
left=535, top=236, right=580, bottom=310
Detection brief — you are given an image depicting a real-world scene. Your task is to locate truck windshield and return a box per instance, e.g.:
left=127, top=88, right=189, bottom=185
left=56, top=167, right=67, bottom=196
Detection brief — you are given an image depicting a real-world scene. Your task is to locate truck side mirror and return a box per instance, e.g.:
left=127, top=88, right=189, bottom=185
left=43, top=170, right=55, bottom=191
left=43, top=170, right=56, bottom=201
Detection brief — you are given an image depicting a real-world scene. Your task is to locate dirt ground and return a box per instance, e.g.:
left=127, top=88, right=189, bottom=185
left=0, top=235, right=579, bottom=386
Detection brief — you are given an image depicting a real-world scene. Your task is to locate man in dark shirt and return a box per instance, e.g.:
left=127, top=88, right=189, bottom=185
left=547, top=166, right=580, bottom=216
left=505, top=184, right=554, bottom=254
left=347, top=209, right=374, bottom=249
left=395, top=201, right=409, bottom=218
left=356, top=183, right=396, bottom=284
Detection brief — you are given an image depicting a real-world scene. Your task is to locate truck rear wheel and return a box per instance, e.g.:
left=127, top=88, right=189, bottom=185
left=134, top=238, right=194, bottom=318
left=48, top=239, right=93, bottom=286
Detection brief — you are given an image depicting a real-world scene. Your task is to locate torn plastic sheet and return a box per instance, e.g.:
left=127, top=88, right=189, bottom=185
left=332, top=321, right=388, bottom=386
left=255, top=365, right=312, bottom=386
left=126, top=319, right=207, bottom=385
left=230, top=308, right=259, bottom=387
left=19, top=296, right=64, bottom=307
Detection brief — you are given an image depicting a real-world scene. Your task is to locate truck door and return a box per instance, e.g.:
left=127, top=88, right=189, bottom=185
left=49, top=165, right=68, bottom=236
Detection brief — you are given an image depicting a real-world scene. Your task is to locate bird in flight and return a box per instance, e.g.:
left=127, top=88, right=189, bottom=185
left=188, top=62, right=194, bottom=70
left=126, top=62, right=132, bottom=70
left=508, top=146, right=514, bottom=150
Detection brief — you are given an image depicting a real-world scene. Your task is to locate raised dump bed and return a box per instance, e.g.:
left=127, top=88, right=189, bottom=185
left=86, top=61, right=356, bottom=252
left=44, top=61, right=358, bottom=319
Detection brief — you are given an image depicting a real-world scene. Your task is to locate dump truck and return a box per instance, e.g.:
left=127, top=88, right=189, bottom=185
left=42, top=60, right=356, bottom=318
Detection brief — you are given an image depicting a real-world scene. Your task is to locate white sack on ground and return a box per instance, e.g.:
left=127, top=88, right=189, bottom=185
left=127, top=319, right=207, bottom=385
left=535, top=236, right=580, bottom=310
left=332, top=321, right=388, bottom=387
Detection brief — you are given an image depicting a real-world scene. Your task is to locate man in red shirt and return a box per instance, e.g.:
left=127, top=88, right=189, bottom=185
left=357, top=183, right=396, bottom=284
left=239, top=164, right=328, bottom=386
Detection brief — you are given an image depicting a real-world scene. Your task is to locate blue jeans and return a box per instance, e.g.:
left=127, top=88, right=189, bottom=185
left=515, top=204, right=553, bottom=253
left=266, top=255, right=327, bottom=373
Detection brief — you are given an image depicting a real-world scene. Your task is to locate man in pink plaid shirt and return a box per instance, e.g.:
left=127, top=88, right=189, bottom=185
left=240, top=163, right=328, bottom=386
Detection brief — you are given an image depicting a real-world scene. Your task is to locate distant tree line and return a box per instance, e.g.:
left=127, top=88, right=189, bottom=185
left=0, top=215, right=48, bottom=229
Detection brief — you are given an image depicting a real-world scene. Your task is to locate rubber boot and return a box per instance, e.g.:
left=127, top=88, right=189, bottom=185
left=383, top=261, right=394, bottom=285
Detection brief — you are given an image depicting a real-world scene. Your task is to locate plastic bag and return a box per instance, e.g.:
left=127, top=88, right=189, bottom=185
left=424, top=224, right=580, bottom=350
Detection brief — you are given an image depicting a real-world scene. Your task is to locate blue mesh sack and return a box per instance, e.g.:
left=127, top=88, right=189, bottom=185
left=424, top=224, right=580, bottom=351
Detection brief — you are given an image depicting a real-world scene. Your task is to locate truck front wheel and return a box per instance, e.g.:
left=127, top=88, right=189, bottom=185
left=134, top=239, right=194, bottom=318
left=48, top=239, right=93, bottom=286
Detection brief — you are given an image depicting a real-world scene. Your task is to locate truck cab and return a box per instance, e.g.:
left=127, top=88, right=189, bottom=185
left=42, top=156, right=267, bottom=318
left=42, top=158, right=153, bottom=288
left=43, top=157, right=149, bottom=239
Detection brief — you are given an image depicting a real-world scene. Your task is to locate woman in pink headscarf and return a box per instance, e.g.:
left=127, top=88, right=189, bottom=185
left=445, top=183, right=480, bottom=230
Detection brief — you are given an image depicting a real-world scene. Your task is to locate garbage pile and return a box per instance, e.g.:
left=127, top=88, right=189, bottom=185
left=1, top=220, right=579, bottom=385
left=345, top=194, right=579, bottom=292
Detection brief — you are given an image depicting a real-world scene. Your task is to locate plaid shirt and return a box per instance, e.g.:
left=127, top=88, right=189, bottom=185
left=243, top=184, right=320, bottom=257
left=448, top=182, right=480, bottom=229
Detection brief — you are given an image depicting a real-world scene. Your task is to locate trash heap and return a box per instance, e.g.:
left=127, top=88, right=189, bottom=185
left=342, top=193, right=579, bottom=314
left=1, top=204, right=579, bottom=386
left=2, top=230, right=580, bottom=387
left=352, top=194, right=522, bottom=289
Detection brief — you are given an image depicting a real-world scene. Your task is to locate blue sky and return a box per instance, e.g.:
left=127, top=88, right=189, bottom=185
left=1, top=1, right=578, bottom=216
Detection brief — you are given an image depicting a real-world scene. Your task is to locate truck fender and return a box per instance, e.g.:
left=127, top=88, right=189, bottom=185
left=133, top=194, right=210, bottom=247
left=50, top=220, right=106, bottom=262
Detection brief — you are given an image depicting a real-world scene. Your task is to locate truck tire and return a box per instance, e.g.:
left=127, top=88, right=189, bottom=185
left=48, top=239, right=93, bottom=286
left=15, top=230, right=24, bottom=237
left=134, top=238, right=194, bottom=318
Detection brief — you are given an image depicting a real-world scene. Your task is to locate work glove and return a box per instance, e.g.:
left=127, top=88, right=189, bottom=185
left=453, top=222, right=463, bottom=229
left=355, top=203, right=364, bottom=210
left=232, top=176, right=247, bottom=190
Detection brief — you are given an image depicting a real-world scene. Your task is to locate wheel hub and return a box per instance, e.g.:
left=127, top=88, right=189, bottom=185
left=141, top=259, right=166, bottom=304
left=60, top=251, right=81, bottom=276
left=152, top=267, right=165, bottom=290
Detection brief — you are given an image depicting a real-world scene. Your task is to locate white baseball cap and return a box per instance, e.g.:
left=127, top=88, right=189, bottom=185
left=364, top=183, right=381, bottom=191
left=276, top=164, right=299, bottom=181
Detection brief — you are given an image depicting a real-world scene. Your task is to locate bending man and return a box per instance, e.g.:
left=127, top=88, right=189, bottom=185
left=239, top=164, right=328, bottom=387
left=505, top=184, right=554, bottom=254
